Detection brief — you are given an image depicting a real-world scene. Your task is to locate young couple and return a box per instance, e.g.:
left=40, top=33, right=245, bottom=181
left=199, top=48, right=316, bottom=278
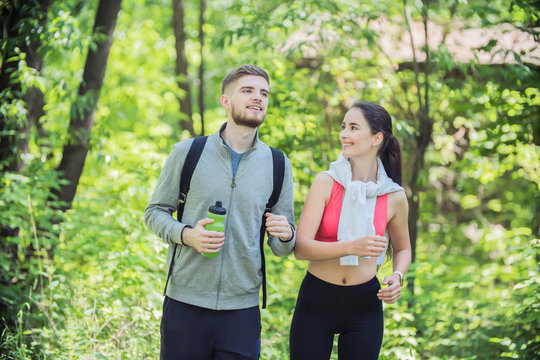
left=144, top=64, right=412, bottom=360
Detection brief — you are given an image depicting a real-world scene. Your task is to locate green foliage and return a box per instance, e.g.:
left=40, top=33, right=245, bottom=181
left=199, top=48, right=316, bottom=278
left=1, top=0, right=539, bottom=359
left=1, top=304, right=34, bottom=360
left=0, top=165, right=64, bottom=325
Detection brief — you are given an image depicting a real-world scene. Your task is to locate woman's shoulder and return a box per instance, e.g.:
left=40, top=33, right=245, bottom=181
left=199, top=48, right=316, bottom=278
left=313, top=172, right=335, bottom=186
left=388, top=190, right=408, bottom=217
left=388, top=189, right=407, bottom=201
left=309, top=172, right=336, bottom=202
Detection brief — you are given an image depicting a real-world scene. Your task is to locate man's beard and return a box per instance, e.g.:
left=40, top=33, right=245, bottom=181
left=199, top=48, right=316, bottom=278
left=231, top=103, right=265, bottom=128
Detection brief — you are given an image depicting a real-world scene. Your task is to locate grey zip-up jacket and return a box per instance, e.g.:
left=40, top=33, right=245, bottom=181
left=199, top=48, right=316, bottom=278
left=144, top=127, right=296, bottom=310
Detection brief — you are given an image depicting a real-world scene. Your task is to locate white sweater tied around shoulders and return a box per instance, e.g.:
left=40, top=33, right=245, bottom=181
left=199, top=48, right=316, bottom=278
left=323, top=153, right=404, bottom=266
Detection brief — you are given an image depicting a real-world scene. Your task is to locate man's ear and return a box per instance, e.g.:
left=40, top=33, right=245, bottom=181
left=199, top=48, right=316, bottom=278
left=220, top=94, right=230, bottom=110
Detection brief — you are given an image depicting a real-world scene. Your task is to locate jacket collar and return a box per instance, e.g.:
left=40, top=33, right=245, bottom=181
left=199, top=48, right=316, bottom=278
left=213, top=122, right=260, bottom=157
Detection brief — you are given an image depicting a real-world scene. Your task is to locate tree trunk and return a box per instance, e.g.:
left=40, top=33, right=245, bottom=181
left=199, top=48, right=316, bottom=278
left=0, top=0, right=50, bottom=243
left=19, top=0, right=49, bottom=173
left=402, top=0, right=433, bottom=298
left=0, top=0, right=49, bottom=173
left=408, top=113, right=432, bottom=258
left=0, top=0, right=50, bottom=326
left=198, top=0, right=205, bottom=136
left=173, top=0, right=195, bottom=136
left=51, top=0, right=122, bottom=211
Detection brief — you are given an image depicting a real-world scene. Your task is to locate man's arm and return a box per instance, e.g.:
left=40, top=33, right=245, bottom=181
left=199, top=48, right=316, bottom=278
left=144, top=142, right=191, bottom=246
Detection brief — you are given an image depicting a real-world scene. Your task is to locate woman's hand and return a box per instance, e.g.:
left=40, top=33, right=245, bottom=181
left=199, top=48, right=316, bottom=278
left=348, top=235, right=387, bottom=257
left=377, top=273, right=402, bottom=304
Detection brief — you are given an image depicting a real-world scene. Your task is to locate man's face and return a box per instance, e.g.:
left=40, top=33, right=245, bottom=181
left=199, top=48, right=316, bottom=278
left=223, top=75, right=269, bottom=128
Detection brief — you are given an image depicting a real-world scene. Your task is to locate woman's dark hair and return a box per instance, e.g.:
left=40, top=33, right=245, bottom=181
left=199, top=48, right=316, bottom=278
left=350, top=101, right=402, bottom=185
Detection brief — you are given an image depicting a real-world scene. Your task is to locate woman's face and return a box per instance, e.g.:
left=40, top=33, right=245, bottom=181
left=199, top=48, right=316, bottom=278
left=340, top=107, right=380, bottom=158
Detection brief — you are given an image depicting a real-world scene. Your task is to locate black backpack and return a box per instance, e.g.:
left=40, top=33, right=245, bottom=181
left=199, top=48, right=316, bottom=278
left=163, top=136, right=286, bottom=309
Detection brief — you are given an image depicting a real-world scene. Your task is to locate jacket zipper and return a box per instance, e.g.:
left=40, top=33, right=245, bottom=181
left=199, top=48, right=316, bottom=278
left=215, top=176, right=236, bottom=310
left=215, top=149, right=253, bottom=309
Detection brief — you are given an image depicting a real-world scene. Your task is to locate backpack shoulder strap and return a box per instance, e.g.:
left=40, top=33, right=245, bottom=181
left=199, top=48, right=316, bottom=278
left=266, top=147, right=285, bottom=212
left=259, top=146, right=286, bottom=308
left=164, top=136, right=208, bottom=296
left=177, top=136, right=208, bottom=221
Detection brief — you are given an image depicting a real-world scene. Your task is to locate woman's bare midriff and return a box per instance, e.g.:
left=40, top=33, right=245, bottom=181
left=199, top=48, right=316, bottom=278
left=307, top=257, right=377, bottom=286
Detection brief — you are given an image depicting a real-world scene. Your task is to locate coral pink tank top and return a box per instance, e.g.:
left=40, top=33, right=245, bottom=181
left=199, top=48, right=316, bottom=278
left=315, top=181, right=388, bottom=242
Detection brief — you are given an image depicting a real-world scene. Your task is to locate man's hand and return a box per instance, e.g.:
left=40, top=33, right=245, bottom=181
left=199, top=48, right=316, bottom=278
left=182, top=218, right=225, bottom=254
left=265, top=213, right=293, bottom=241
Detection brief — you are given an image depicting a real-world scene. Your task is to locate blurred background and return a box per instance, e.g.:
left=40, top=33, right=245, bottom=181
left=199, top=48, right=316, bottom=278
left=0, top=0, right=538, bottom=358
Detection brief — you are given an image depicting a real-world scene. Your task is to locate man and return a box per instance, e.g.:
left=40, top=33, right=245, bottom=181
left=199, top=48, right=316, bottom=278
left=144, top=64, right=296, bottom=360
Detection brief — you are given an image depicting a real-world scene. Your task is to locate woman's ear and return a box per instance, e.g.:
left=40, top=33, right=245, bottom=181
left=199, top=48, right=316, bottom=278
left=373, top=132, right=384, bottom=147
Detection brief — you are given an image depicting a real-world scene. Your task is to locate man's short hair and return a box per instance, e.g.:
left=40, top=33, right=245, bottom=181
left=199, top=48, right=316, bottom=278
left=221, top=64, right=269, bottom=94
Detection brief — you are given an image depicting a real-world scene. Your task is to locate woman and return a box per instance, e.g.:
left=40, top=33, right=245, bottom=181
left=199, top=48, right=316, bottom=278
left=289, top=101, right=411, bottom=360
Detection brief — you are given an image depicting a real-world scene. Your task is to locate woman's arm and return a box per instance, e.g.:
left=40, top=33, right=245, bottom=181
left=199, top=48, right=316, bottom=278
left=294, top=173, right=387, bottom=261
left=378, top=190, right=412, bottom=304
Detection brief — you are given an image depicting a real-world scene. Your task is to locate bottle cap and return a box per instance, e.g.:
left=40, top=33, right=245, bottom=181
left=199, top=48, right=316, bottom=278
left=208, top=201, right=226, bottom=215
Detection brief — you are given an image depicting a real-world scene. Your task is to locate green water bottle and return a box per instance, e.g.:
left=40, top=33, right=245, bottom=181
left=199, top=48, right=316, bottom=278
left=202, top=201, right=226, bottom=258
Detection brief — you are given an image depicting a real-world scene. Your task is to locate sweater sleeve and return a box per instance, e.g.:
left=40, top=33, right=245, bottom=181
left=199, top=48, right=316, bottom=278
left=144, top=141, right=192, bottom=246
left=267, top=155, right=296, bottom=256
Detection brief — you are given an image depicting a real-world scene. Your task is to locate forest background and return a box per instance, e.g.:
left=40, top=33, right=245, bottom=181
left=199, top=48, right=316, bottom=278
left=1, top=0, right=539, bottom=359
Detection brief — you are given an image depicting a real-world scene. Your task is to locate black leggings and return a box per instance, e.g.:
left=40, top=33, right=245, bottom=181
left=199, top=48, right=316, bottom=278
left=289, top=272, right=383, bottom=360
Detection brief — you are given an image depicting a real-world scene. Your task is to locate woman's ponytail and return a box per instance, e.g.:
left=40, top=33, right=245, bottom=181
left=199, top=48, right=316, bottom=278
left=379, top=134, right=402, bottom=186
